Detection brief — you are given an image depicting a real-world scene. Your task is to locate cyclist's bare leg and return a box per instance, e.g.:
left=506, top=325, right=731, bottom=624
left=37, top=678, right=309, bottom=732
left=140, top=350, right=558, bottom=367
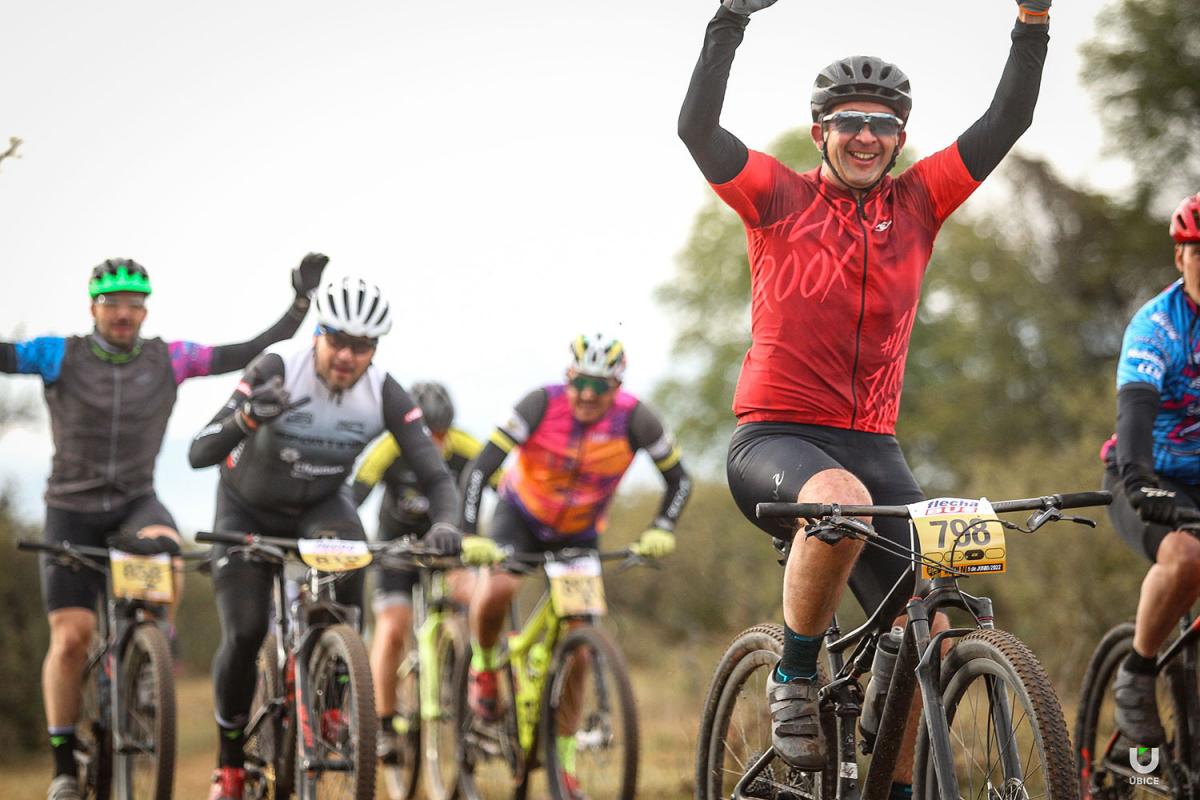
left=1133, top=530, right=1200, bottom=657
left=136, top=523, right=184, bottom=626
left=370, top=602, right=413, bottom=716
left=555, top=620, right=589, bottom=734
left=469, top=569, right=522, bottom=650
left=448, top=568, right=478, bottom=608
left=43, top=608, right=95, bottom=727
left=783, top=468, right=870, bottom=635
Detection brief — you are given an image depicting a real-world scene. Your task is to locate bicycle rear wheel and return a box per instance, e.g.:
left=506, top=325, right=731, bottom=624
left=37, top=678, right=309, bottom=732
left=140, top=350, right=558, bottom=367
left=296, top=623, right=376, bottom=800
left=541, top=625, right=638, bottom=800
left=1076, top=622, right=1188, bottom=800
left=421, top=616, right=468, bottom=800
left=914, top=628, right=1076, bottom=800
left=457, top=656, right=526, bottom=800
left=382, top=637, right=420, bottom=800
left=113, top=622, right=175, bottom=800
left=245, top=632, right=295, bottom=800
left=695, top=623, right=836, bottom=800
left=78, top=644, right=113, bottom=800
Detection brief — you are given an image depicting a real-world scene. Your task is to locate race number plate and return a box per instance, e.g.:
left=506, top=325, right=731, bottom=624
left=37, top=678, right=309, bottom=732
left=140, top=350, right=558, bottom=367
left=908, top=497, right=1006, bottom=579
left=297, top=539, right=373, bottom=572
left=110, top=551, right=174, bottom=603
left=546, top=555, right=607, bottom=617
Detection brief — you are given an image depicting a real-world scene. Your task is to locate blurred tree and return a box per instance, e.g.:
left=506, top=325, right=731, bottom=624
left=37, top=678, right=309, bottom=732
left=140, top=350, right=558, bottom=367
left=1080, top=0, right=1200, bottom=206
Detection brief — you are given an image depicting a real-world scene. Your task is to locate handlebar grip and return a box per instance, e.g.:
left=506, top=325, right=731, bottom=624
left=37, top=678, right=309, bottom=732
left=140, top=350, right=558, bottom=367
left=1175, top=507, right=1200, bottom=523
left=17, top=540, right=49, bottom=553
left=194, top=530, right=251, bottom=546
left=1053, top=491, right=1112, bottom=510
left=757, top=502, right=826, bottom=519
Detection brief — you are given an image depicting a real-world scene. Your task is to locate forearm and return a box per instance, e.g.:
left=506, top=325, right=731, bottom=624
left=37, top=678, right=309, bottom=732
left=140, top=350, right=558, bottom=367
left=460, top=441, right=509, bottom=534
left=955, top=20, right=1050, bottom=181
left=189, top=407, right=246, bottom=468
left=678, top=6, right=751, bottom=184
left=1115, top=383, right=1161, bottom=487
left=208, top=297, right=309, bottom=374
left=653, top=464, right=692, bottom=531
left=0, top=343, right=15, bottom=373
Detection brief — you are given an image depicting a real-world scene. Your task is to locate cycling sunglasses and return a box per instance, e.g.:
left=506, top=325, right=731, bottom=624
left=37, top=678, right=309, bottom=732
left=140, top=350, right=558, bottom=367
left=319, top=326, right=377, bottom=355
left=569, top=375, right=614, bottom=395
left=822, top=111, right=905, bottom=138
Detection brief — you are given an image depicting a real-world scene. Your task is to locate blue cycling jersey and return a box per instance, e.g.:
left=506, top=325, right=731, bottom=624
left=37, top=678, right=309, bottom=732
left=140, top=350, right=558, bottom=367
left=1117, top=280, right=1200, bottom=482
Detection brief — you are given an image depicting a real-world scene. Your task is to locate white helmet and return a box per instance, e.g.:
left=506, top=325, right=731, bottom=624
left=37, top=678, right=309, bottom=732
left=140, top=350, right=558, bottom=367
left=568, top=333, right=626, bottom=380
left=313, top=276, right=393, bottom=338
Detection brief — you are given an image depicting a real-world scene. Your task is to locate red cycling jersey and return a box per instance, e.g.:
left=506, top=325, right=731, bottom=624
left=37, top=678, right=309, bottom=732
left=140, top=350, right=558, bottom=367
left=712, top=143, right=980, bottom=434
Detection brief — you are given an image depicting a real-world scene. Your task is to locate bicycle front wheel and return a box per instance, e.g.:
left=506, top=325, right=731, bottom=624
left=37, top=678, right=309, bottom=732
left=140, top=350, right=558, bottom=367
left=79, top=643, right=113, bottom=800
left=297, top=623, right=376, bottom=800
left=541, top=626, right=638, bottom=800
left=1076, top=622, right=1187, bottom=800
left=695, top=623, right=835, bottom=800
left=914, top=628, right=1076, bottom=800
left=382, top=636, right=420, bottom=800
left=421, top=616, right=468, bottom=800
left=245, top=632, right=294, bottom=800
left=114, top=622, right=175, bottom=800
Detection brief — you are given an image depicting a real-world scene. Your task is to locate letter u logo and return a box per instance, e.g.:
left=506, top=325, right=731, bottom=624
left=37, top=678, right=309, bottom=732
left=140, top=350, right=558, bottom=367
left=1130, top=747, right=1160, bottom=774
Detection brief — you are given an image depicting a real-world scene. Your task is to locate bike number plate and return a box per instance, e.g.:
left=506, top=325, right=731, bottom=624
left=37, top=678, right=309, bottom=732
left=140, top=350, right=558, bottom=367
left=546, top=555, right=607, bottom=617
left=110, top=551, right=174, bottom=603
left=297, top=538, right=373, bottom=572
left=908, top=497, right=1006, bottom=579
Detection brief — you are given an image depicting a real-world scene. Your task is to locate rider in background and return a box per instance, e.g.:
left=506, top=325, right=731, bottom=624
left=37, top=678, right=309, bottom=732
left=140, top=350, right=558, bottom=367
left=679, top=0, right=1050, bottom=780
left=188, top=275, right=461, bottom=800
left=351, top=380, right=497, bottom=764
left=1101, top=193, right=1200, bottom=747
left=0, top=254, right=325, bottom=800
left=458, top=334, right=691, bottom=798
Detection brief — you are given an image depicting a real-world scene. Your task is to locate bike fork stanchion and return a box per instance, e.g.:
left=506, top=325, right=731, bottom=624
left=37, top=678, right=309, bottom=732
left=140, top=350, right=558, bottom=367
left=417, top=611, right=440, bottom=723
left=908, top=604, right=964, bottom=800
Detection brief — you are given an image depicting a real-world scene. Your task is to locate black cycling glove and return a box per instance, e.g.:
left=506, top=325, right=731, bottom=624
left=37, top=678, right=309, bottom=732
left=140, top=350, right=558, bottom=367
left=291, top=252, right=329, bottom=297
left=108, top=532, right=181, bottom=557
left=239, top=376, right=305, bottom=430
left=721, top=0, right=778, bottom=14
left=1129, top=486, right=1178, bottom=527
left=425, top=523, right=463, bottom=556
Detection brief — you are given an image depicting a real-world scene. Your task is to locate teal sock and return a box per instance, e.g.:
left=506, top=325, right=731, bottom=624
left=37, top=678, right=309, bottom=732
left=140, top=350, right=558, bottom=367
left=777, top=625, right=821, bottom=681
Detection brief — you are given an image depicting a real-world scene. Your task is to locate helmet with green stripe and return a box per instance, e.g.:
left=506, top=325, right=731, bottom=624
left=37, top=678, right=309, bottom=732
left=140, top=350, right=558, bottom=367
left=569, top=333, right=626, bottom=381
left=89, top=259, right=152, bottom=298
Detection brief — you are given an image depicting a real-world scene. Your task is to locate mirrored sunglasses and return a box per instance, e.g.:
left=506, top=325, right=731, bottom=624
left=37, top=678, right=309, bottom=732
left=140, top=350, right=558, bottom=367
left=321, top=327, right=377, bottom=355
left=570, top=375, right=614, bottom=395
left=822, top=111, right=905, bottom=138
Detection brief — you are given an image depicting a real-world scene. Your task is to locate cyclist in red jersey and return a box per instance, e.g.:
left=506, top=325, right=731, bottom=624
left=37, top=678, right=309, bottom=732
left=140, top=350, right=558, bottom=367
left=680, top=0, right=1051, bottom=780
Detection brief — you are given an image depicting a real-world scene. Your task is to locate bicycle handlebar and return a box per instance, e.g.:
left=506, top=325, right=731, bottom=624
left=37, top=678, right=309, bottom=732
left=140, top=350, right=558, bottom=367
left=756, top=490, right=1112, bottom=521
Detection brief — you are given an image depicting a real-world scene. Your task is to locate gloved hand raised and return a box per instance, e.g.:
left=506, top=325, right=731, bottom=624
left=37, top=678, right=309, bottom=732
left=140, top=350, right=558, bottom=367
left=630, top=528, right=676, bottom=559
left=239, top=376, right=305, bottom=430
left=291, top=252, right=329, bottom=297
left=721, top=0, right=779, bottom=16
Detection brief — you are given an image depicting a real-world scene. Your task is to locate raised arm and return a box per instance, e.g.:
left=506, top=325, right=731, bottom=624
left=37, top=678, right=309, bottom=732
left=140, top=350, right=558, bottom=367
left=955, top=5, right=1051, bottom=182
left=381, top=377, right=459, bottom=527
left=0, top=337, right=66, bottom=382
left=460, top=389, right=548, bottom=534
left=188, top=353, right=286, bottom=468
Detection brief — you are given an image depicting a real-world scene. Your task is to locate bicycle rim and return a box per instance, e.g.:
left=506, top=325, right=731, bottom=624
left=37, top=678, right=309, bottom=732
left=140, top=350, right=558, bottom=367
left=78, top=646, right=113, bottom=800
left=382, top=643, right=420, bottom=800
left=918, top=628, right=1076, bottom=800
left=298, top=624, right=376, bottom=800
left=541, top=626, right=638, bottom=800
left=457, top=656, right=523, bottom=800
left=114, top=623, right=174, bottom=800
left=1076, top=623, right=1185, bottom=800
left=245, top=632, right=294, bottom=800
left=421, top=619, right=466, bottom=800
left=696, top=623, right=835, bottom=800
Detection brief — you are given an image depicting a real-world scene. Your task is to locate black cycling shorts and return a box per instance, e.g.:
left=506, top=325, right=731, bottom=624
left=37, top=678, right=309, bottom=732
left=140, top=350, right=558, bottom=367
left=371, top=501, right=430, bottom=609
left=727, top=422, right=924, bottom=614
left=41, top=492, right=177, bottom=613
left=1103, top=467, right=1200, bottom=562
left=487, top=497, right=598, bottom=574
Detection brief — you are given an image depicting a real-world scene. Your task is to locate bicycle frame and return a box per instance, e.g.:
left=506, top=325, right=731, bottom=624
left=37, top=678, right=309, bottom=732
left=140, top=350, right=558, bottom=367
left=415, top=567, right=455, bottom=723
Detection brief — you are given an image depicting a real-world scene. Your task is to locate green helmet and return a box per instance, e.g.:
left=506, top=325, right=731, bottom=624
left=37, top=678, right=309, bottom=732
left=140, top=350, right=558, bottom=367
left=88, top=259, right=152, bottom=298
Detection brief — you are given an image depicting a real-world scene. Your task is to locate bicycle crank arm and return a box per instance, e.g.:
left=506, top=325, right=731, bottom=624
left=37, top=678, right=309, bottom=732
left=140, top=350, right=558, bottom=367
left=299, top=758, right=356, bottom=772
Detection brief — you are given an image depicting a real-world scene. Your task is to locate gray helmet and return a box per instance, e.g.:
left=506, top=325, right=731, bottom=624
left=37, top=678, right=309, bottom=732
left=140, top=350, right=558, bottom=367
left=411, top=381, right=454, bottom=433
left=810, top=56, right=912, bottom=122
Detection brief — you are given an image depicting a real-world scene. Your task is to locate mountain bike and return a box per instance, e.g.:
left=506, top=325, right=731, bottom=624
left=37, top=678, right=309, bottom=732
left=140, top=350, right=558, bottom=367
left=696, top=490, right=1111, bottom=800
left=1076, top=506, right=1200, bottom=800
left=372, top=539, right=470, bottom=800
left=457, top=547, right=647, bottom=800
left=19, top=538, right=192, bottom=800
left=196, top=530, right=380, bottom=800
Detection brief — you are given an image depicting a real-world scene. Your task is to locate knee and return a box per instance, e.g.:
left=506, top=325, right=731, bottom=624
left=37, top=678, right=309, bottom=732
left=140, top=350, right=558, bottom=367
left=1157, top=534, right=1200, bottom=586
left=797, top=468, right=871, bottom=507
left=373, top=608, right=411, bottom=649
left=49, top=619, right=92, bottom=661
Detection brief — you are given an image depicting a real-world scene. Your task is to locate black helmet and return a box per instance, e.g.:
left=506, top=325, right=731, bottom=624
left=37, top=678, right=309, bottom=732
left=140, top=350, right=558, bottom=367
left=810, top=56, right=912, bottom=122
left=411, top=381, right=454, bottom=434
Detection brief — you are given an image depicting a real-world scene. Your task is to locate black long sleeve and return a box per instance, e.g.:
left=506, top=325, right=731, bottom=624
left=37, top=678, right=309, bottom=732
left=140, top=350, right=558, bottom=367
left=0, top=343, right=15, bottom=373
left=627, top=402, right=692, bottom=531
left=381, top=377, right=460, bottom=527
left=1114, top=382, right=1161, bottom=490
left=188, top=353, right=282, bottom=467
left=460, top=441, right=510, bottom=535
left=678, top=6, right=752, bottom=184
left=207, top=297, right=309, bottom=375
left=955, top=21, right=1050, bottom=181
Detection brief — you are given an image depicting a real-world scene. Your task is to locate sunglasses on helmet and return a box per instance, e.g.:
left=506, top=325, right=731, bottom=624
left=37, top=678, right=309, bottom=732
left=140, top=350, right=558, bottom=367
left=821, top=111, right=905, bottom=138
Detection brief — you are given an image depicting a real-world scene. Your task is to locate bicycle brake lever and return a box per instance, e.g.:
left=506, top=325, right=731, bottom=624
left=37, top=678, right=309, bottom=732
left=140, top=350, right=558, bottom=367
left=1061, top=514, right=1097, bottom=528
left=1023, top=507, right=1060, bottom=532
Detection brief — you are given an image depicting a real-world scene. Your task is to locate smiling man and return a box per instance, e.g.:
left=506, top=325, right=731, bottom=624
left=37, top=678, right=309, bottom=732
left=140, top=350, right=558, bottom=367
left=678, top=0, right=1051, bottom=782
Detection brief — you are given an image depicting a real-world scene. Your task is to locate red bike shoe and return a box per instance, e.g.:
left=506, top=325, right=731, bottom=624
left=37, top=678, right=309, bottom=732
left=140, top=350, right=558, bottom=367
left=208, top=766, right=246, bottom=800
left=321, top=708, right=348, bottom=745
left=467, top=667, right=502, bottom=722
left=561, top=769, right=590, bottom=800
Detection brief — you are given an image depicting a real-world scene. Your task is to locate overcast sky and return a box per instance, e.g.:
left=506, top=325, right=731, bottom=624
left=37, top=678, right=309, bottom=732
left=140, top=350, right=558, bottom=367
left=0, top=0, right=1131, bottom=531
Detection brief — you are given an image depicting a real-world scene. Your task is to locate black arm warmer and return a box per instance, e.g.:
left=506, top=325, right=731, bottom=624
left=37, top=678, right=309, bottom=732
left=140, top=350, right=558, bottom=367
left=1115, top=383, right=1162, bottom=491
left=382, top=377, right=460, bottom=527
left=0, top=343, right=15, bottom=373
left=627, top=402, right=692, bottom=532
left=955, top=21, right=1050, bottom=182
left=678, top=6, right=752, bottom=185
left=188, top=353, right=283, bottom=467
left=460, top=441, right=509, bottom=535
left=208, top=297, right=308, bottom=375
